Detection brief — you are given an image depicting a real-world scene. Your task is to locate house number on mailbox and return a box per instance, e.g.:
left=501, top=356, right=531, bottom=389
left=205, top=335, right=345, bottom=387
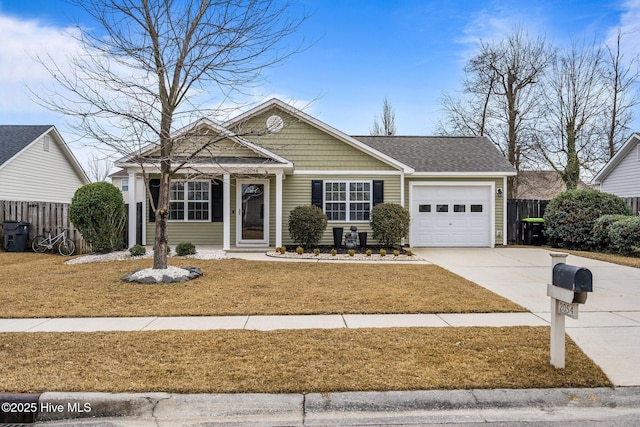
left=558, top=301, right=579, bottom=319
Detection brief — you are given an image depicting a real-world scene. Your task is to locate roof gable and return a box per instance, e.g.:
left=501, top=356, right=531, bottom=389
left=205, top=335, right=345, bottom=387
left=353, top=135, right=516, bottom=175
left=225, top=99, right=413, bottom=173
left=0, top=125, right=53, bottom=167
left=593, top=133, right=640, bottom=183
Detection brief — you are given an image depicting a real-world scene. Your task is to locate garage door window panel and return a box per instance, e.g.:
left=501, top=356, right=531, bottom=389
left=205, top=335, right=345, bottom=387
left=436, top=204, right=449, bottom=212
left=454, top=204, right=466, bottom=212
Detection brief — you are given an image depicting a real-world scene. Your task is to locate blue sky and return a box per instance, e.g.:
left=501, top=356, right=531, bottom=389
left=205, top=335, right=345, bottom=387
left=1, top=0, right=639, bottom=166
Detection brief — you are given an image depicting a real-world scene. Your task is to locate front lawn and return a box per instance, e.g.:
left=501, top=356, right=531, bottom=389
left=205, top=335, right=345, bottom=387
left=0, top=253, right=525, bottom=318
left=0, top=327, right=611, bottom=393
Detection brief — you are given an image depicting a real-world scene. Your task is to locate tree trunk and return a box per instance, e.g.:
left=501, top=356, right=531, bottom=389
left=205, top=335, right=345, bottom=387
left=564, top=127, right=580, bottom=190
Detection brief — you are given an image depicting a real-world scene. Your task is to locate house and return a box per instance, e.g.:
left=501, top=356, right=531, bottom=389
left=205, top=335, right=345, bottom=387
left=514, top=170, right=590, bottom=200
left=114, top=98, right=516, bottom=249
left=593, top=133, right=640, bottom=198
left=0, top=125, right=89, bottom=203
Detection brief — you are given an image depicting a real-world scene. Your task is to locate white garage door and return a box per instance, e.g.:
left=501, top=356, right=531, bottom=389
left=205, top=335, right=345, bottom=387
left=411, top=185, right=492, bottom=247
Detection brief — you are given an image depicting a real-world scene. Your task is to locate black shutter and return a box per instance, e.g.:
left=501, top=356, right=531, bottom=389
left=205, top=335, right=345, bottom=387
left=148, top=179, right=160, bottom=222
left=211, top=179, right=223, bottom=222
left=311, top=180, right=323, bottom=208
left=373, top=180, right=384, bottom=206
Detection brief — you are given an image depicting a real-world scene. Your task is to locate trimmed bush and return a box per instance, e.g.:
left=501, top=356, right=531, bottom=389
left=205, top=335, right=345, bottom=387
left=544, top=190, right=631, bottom=250
left=593, top=215, right=630, bottom=250
left=129, top=244, right=146, bottom=257
left=608, top=217, right=640, bottom=254
left=370, top=203, right=410, bottom=247
left=69, top=182, right=126, bottom=253
left=288, top=205, right=328, bottom=248
left=175, top=242, right=196, bottom=256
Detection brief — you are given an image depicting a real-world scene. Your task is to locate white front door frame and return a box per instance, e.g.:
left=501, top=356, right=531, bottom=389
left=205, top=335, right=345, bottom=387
left=236, top=178, right=270, bottom=246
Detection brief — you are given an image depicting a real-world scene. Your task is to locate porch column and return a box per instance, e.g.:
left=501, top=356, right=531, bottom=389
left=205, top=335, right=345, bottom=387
left=275, top=172, right=283, bottom=248
left=223, top=174, right=231, bottom=250
left=127, top=171, right=136, bottom=248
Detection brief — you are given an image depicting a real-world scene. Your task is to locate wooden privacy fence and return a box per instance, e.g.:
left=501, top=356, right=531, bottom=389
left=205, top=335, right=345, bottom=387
left=507, top=199, right=549, bottom=244
left=623, top=197, right=640, bottom=215
left=0, top=200, right=90, bottom=254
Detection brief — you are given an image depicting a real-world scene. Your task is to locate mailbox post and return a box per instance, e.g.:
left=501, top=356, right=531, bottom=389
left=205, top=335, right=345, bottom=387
left=547, top=253, right=593, bottom=369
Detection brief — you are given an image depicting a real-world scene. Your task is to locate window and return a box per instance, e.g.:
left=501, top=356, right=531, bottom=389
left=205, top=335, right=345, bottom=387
left=169, top=181, right=210, bottom=221
left=121, top=178, right=129, bottom=192
left=454, top=204, right=466, bottom=212
left=471, top=204, right=483, bottom=213
left=419, top=204, right=431, bottom=213
left=436, top=204, right=449, bottom=212
left=324, top=181, right=371, bottom=221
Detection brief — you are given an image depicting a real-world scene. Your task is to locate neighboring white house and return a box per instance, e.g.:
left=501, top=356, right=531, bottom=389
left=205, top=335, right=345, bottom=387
left=593, top=133, right=640, bottom=198
left=0, top=125, right=89, bottom=203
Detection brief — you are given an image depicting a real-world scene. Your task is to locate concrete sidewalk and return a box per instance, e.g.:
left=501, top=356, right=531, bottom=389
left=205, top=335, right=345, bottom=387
left=0, top=312, right=548, bottom=333
left=414, top=247, right=640, bottom=387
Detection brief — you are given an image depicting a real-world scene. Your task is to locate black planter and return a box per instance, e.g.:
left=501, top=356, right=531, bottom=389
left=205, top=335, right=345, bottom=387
left=332, top=227, right=344, bottom=249
left=358, top=232, right=367, bottom=249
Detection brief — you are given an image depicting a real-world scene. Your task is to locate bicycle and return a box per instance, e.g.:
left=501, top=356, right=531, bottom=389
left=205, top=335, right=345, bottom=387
left=31, top=228, right=76, bottom=256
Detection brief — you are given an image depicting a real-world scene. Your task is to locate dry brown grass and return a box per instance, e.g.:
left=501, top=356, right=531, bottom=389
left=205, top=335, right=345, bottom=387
left=549, top=248, right=640, bottom=269
left=0, top=327, right=611, bottom=393
left=0, top=253, right=525, bottom=318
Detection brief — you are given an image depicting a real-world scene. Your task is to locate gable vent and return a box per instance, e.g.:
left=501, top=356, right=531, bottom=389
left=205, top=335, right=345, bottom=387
left=43, top=135, right=51, bottom=152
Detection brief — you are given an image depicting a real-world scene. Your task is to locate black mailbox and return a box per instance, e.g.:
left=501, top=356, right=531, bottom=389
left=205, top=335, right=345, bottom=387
left=552, top=264, right=593, bottom=293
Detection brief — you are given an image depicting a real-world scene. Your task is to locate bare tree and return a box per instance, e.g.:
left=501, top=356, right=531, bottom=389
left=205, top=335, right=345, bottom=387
left=438, top=28, right=554, bottom=197
left=602, top=28, right=640, bottom=160
left=86, top=152, right=113, bottom=183
left=537, top=38, right=605, bottom=190
left=370, top=97, right=396, bottom=136
left=33, top=0, right=305, bottom=269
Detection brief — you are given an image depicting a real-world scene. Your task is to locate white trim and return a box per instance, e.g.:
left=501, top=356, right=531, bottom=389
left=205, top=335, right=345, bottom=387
left=127, top=171, right=137, bottom=248
left=502, top=176, right=508, bottom=245
left=400, top=171, right=405, bottom=207
left=410, top=171, right=517, bottom=177
left=223, top=174, right=231, bottom=250
left=293, top=169, right=402, bottom=176
left=323, top=180, right=373, bottom=222
left=223, top=98, right=414, bottom=173
left=275, top=173, right=283, bottom=248
left=117, top=163, right=292, bottom=175
left=236, top=178, right=270, bottom=246
left=408, top=181, right=496, bottom=248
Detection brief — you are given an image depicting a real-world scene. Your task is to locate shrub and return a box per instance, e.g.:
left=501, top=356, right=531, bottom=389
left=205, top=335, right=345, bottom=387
left=543, top=190, right=631, bottom=250
left=175, top=242, right=196, bottom=256
left=593, top=215, right=630, bottom=250
left=608, top=217, right=640, bottom=255
left=370, top=203, right=410, bottom=247
left=129, top=244, right=146, bottom=257
left=69, top=182, right=126, bottom=253
left=331, top=248, right=337, bottom=256
left=365, top=249, right=372, bottom=257
left=288, top=205, right=328, bottom=248
left=280, top=246, right=287, bottom=254
left=406, top=249, right=413, bottom=257
left=313, top=248, right=320, bottom=256
left=379, top=248, right=387, bottom=257
left=296, top=246, right=304, bottom=255
left=348, top=249, right=355, bottom=257
left=393, top=249, right=400, bottom=257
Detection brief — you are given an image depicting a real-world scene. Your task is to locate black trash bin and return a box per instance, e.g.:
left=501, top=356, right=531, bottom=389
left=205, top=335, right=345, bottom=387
left=2, top=221, right=31, bottom=252
left=521, top=218, right=544, bottom=246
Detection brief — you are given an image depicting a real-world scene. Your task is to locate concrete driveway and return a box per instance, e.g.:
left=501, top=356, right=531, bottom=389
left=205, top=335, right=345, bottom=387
left=414, top=247, right=640, bottom=387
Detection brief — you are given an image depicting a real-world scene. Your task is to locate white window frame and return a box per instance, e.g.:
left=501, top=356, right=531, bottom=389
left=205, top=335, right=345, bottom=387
left=169, top=180, right=211, bottom=222
left=121, top=178, right=129, bottom=192
left=324, top=180, right=372, bottom=222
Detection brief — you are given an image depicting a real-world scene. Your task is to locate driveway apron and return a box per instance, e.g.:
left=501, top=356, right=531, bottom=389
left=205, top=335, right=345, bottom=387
left=415, top=247, right=640, bottom=387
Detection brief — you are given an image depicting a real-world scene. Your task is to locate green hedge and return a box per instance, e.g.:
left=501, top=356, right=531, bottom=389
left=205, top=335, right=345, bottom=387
left=608, top=217, right=640, bottom=254
left=370, top=203, right=410, bottom=247
left=544, top=190, right=631, bottom=250
left=593, top=215, right=630, bottom=250
left=288, top=205, right=327, bottom=248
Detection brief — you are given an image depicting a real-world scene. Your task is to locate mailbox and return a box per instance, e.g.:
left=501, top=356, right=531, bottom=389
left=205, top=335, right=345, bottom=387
left=550, top=263, right=592, bottom=304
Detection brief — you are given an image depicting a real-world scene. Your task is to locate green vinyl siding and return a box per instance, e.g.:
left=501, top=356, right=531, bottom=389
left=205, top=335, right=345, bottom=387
left=282, top=174, right=402, bottom=246
left=234, top=108, right=398, bottom=171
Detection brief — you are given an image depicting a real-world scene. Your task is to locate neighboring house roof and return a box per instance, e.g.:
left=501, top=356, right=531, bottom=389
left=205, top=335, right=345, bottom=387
left=592, top=132, right=640, bottom=184
left=0, top=125, right=53, bottom=166
left=514, top=170, right=590, bottom=200
left=0, top=125, right=89, bottom=183
left=353, top=135, right=516, bottom=175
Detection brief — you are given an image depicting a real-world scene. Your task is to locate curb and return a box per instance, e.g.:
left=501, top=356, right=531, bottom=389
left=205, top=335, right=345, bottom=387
left=3, top=387, right=640, bottom=424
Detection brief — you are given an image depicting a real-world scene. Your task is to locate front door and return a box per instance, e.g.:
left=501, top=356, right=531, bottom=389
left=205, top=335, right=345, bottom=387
left=237, top=179, right=269, bottom=245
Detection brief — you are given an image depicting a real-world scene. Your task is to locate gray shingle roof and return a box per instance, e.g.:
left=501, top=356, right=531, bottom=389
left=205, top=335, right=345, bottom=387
left=353, top=135, right=516, bottom=174
left=0, top=125, right=52, bottom=166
